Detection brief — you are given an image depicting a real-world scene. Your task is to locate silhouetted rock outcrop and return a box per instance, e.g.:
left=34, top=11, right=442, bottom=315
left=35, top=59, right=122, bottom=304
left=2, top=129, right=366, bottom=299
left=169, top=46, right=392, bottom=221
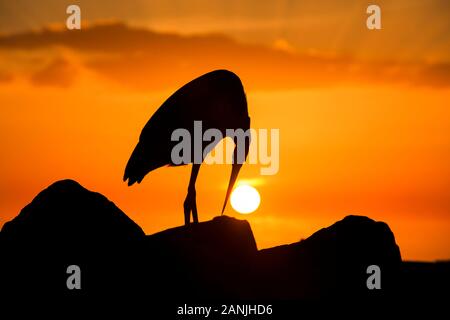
left=0, top=180, right=145, bottom=296
left=146, top=216, right=258, bottom=299
left=258, top=215, right=401, bottom=300
left=0, top=179, right=413, bottom=305
left=1, top=179, right=144, bottom=246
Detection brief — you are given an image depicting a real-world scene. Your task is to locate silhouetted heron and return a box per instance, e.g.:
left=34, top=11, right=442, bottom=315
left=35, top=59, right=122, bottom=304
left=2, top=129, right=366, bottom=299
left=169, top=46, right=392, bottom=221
left=124, top=70, right=250, bottom=225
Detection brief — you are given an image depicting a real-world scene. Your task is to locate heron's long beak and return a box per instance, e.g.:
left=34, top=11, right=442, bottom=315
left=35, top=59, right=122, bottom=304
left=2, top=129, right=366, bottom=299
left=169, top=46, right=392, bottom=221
left=221, top=162, right=242, bottom=215
left=221, top=133, right=250, bottom=214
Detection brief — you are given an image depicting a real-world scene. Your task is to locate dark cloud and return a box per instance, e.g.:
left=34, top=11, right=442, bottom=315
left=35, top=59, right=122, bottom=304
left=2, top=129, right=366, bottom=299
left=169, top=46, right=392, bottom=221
left=415, top=63, right=450, bottom=88
left=0, top=22, right=449, bottom=90
left=30, top=58, right=76, bottom=87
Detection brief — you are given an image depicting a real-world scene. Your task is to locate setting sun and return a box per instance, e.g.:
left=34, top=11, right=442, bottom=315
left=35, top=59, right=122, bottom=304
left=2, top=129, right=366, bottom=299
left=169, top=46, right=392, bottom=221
left=230, top=185, right=261, bottom=214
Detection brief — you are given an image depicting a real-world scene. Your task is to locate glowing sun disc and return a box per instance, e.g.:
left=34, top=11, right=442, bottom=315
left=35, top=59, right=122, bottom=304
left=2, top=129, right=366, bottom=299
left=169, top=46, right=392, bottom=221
left=230, top=185, right=261, bottom=214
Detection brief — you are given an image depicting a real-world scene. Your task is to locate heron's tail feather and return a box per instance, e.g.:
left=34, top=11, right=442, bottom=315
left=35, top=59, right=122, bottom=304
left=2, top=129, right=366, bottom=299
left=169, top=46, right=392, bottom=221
left=124, top=142, right=147, bottom=186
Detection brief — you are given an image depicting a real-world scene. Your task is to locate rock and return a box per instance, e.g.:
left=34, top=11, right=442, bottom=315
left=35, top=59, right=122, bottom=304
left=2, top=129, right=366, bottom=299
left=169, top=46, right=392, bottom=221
left=148, top=215, right=257, bottom=258
left=0, top=179, right=404, bottom=303
left=146, top=215, right=258, bottom=299
left=258, top=215, right=402, bottom=299
left=0, top=179, right=146, bottom=296
left=1, top=179, right=145, bottom=247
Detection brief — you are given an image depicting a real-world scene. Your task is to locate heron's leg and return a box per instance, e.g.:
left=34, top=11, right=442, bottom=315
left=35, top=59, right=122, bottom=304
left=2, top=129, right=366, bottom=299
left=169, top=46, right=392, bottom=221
left=183, top=201, right=190, bottom=226
left=184, top=163, right=201, bottom=226
left=192, top=194, right=199, bottom=224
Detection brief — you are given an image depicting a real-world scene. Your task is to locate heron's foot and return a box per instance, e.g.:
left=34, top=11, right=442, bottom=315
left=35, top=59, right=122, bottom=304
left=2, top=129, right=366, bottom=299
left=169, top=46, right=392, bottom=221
left=184, top=188, right=198, bottom=226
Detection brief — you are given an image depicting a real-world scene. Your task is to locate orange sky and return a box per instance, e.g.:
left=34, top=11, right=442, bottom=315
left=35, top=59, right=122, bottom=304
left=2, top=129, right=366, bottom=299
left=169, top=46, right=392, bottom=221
left=0, top=1, right=449, bottom=261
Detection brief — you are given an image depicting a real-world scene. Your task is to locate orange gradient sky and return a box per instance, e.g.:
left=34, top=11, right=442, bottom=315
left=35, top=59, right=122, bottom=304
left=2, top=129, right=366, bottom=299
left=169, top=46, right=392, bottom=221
left=0, top=0, right=449, bottom=261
